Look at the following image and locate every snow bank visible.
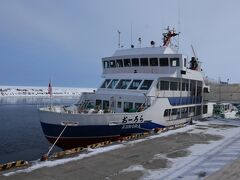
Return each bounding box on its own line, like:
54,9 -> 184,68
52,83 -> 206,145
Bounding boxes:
0,86 -> 96,97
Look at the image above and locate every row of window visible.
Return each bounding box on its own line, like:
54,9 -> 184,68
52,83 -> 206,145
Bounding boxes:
160,81 -> 189,91
164,105 -> 208,120
101,78 -> 203,92
101,79 -> 153,90
122,102 -> 144,112
95,99 -> 144,112
159,80 -> 202,92
103,57 -> 181,68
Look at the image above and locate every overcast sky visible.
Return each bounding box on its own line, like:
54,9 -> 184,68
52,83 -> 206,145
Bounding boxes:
0,0 -> 239,87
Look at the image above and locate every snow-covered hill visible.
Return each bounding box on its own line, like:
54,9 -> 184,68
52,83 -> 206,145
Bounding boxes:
0,86 -> 95,97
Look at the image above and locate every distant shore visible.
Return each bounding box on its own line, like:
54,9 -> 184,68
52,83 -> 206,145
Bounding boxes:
0,86 -> 95,97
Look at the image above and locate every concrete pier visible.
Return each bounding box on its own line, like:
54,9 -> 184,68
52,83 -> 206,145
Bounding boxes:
1,120 -> 240,180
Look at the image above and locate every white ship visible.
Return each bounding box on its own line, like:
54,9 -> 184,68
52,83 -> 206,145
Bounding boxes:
39,27 -> 213,149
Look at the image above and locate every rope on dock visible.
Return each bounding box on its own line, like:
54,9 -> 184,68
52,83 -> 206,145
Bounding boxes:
41,124 -> 68,161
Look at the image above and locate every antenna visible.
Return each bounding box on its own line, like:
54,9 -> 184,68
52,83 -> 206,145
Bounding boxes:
191,44 -> 197,58
117,30 -> 121,48
177,0 -> 181,52
162,27 -> 179,47
190,44 -> 202,71
138,37 -> 142,48
130,23 -> 133,47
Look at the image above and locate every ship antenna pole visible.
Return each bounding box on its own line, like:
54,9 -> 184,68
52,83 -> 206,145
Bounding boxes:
48,79 -> 53,108
117,30 -> 121,48
131,23 -> 133,47
191,45 -> 197,59
177,0 -> 181,52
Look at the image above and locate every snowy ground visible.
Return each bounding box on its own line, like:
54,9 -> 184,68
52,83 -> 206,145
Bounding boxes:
224,111 -> 237,119
2,117 -> 240,180
0,86 -> 95,97
140,119 -> 240,180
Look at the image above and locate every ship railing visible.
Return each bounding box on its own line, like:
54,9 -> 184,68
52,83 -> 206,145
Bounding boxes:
46,103 -> 150,115
43,99 -> 152,115
204,77 -> 218,86
75,92 -> 95,105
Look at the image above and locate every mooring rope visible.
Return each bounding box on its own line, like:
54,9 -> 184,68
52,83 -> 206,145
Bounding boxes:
46,124 -> 68,157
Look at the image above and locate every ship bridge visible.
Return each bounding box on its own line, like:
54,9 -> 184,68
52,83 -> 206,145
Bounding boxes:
101,46 -> 188,78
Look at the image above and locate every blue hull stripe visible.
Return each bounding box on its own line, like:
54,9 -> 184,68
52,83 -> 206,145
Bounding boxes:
40,121 -> 165,138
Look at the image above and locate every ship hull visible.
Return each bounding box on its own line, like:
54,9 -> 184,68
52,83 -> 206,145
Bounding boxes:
40,121 -> 164,149
39,97 -> 213,149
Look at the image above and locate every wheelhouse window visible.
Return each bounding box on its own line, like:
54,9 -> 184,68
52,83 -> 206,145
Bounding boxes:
181,107 -> 188,113
124,102 -> 133,112
196,106 -> 201,115
170,82 -> 178,90
103,100 -> 109,110
96,99 -> 102,109
186,82 -> 189,91
164,109 -> 170,117
100,79 -> 111,88
204,87 -> 209,93
170,58 -> 180,67
160,81 -> 169,90
184,58 -> 187,67
116,79 -> 131,89
124,59 -> 131,67
203,105 -> 208,114
159,58 -> 168,66
197,81 -> 203,96
117,101 -> 122,108
129,80 -> 142,90
189,106 -> 195,113
171,108 -> 177,115
103,61 -> 109,68
107,79 -> 119,89
116,59 -> 123,67
182,82 -> 186,91
135,103 -> 142,111
132,58 -> 139,66
140,80 -> 153,90
150,58 -> 158,66
140,58 -> 148,66
109,60 -> 116,68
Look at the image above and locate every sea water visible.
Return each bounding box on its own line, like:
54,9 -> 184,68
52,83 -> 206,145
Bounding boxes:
0,96 -> 78,164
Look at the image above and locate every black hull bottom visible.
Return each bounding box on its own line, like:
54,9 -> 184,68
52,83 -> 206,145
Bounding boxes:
46,136 -> 121,149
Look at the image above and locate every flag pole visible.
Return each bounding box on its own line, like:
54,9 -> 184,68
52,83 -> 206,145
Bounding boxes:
48,80 -> 53,108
